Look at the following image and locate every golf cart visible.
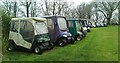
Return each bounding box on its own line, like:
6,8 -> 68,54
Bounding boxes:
67,18 -> 85,41
103,22 -> 107,27
91,21 -> 96,28
80,19 -> 91,32
7,17 -> 53,54
42,16 -> 75,47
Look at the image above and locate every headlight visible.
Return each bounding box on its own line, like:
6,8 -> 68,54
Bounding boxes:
79,32 -> 83,35
83,27 -> 87,31
39,38 -> 43,40
69,33 -> 72,36
38,38 -> 43,42
38,40 -> 43,42
87,27 -> 90,29
62,35 -> 67,37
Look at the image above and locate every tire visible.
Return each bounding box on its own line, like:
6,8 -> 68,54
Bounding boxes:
34,45 -> 43,55
76,36 -> 81,41
47,42 -> 54,50
80,35 -> 83,40
70,37 -> 75,44
58,39 -> 66,47
87,29 -> 90,32
7,41 -> 16,51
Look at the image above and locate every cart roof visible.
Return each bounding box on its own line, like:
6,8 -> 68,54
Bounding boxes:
11,17 -> 46,22
67,18 -> 91,21
42,15 -> 65,18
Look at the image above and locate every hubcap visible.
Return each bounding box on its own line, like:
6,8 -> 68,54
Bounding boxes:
77,37 -> 80,40
8,47 -> 12,51
8,44 -> 13,51
51,43 -> 53,46
59,42 -> 63,46
63,39 -> 66,43
35,47 -> 39,53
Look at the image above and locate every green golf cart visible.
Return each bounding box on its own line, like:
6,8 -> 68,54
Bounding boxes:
67,18 -> 85,41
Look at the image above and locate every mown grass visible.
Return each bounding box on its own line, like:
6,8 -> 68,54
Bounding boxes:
2,26 -> 118,61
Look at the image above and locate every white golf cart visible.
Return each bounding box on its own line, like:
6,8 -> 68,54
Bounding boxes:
7,17 -> 53,54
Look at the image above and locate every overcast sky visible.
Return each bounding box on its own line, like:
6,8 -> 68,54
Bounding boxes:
66,0 -> 93,6
66,0 -> 119,6
0,0 -> 119,6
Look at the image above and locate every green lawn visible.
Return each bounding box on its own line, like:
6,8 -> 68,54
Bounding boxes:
2,26 -> 118,61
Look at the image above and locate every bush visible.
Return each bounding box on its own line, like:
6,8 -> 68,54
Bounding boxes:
1,8 -> 11,54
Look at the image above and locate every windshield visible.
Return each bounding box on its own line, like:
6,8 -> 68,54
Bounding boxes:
35,22 -> 48,34
58,18 -> 67,30
68,21 -> 73,27
76,21 -> 82,31
84,20 -> 87,26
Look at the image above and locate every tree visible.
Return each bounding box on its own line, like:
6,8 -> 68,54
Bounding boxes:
96,2 -> 119,24
76,3 -> 93,19
20,0 -> 32,17
76,3 -> 85,18
13,2 -> 17,17
118,1 -> 120,24
40,0 -> 72,16
41,0 -> 52,15
2,0 -> 18,17
30,1 -> 39,17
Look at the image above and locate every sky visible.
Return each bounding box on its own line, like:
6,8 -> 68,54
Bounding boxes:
66,0 -> 119,6
66,0 -> 93,6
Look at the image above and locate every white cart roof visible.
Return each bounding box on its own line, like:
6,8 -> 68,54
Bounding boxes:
12,17 -> 46,22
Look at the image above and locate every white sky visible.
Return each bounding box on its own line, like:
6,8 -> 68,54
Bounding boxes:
66,0 -> 93,6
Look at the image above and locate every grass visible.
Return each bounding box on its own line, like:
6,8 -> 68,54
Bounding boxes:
2,25 -> 118,61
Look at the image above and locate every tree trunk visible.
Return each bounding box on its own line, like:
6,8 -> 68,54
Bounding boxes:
13,2 -> 17,17
107,17 -> 111,25
26,2 -> 29,17
45,0 -> 49,15
107,12 -> 112,25
53,2 -> 56,15
26,2 -> 31,17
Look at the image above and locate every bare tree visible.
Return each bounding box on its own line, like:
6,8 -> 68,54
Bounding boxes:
40,0 -> 72,16
2,1 -> 12,16
30,1 -> 39,17
13,2 -> 17,17
85,4 -> 92,19
2,0 -> 18,17
96,2 -> 119,24
76,3 -> 93,19
52,1 -> 56,15
118,1 -> 120,24
94,2 -> 99,22
41,0 -> 52,15
20,0 -> 32,17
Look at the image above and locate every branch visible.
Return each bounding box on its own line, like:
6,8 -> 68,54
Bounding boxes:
101,2 -> 110,13
113,2 -> 119,11
28,2 -> 31,7
97,7 -> 107,18
20,2 -> 26,6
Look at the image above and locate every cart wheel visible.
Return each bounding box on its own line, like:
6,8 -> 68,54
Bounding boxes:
7,41 -> 16,51
76,36 -> 81,41
34,45 -> 43,55
87,29 -> 90,32
70,37 -> 75,44
58,39 -> 66,47
47,42 -> 54,50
